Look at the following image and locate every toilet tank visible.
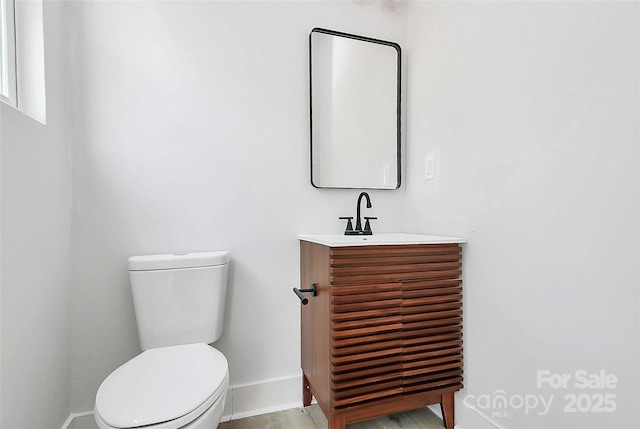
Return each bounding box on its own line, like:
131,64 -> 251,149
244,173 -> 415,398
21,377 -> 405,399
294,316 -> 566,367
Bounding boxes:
128,251 -> 230,351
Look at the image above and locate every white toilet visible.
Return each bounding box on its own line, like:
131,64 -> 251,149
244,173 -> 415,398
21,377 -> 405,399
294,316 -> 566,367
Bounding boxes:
94,251 -> 231,429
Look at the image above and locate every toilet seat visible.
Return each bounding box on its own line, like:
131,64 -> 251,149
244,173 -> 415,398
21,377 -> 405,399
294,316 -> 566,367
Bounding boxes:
95,343 -> 228,429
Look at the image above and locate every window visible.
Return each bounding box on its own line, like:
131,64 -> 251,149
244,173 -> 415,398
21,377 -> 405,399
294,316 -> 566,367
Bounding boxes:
0,0 -> 17,108
1,0 -> 45,123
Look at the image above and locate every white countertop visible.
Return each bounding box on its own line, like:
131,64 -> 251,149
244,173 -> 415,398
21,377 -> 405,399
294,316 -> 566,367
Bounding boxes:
298,232 -> 465,247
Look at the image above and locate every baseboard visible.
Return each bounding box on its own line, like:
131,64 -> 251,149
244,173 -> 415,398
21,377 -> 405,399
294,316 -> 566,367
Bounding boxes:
428,403 -> 442,418
456,398 -> 503,429
60,414 -> 75,429
222,374 -> 303,421
62,374 -> 304,428
60,411 -> 95,429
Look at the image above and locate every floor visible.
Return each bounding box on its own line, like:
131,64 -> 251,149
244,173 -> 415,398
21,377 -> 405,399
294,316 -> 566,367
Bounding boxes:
218,404 -> 445,429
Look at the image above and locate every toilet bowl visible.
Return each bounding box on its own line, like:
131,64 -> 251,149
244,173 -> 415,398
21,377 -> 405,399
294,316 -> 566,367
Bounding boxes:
94,252 -> 231,429
95,343 -> 229,429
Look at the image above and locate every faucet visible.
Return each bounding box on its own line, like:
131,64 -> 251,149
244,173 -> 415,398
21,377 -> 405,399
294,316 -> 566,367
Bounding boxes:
339,192 -> 377,235
355,192 -> 371,232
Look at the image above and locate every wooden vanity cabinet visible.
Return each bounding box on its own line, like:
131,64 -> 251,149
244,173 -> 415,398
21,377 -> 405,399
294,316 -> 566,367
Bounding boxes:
300,240 -> 463,429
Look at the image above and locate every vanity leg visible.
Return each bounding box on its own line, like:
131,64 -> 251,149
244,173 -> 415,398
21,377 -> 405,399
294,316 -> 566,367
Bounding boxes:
329,415 -> 346,429
440,393 -> 455,429
302,374 -> 312,407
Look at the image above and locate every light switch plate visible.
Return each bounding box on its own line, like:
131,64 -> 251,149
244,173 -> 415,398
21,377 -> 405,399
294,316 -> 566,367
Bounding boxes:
425,156 -> 435,180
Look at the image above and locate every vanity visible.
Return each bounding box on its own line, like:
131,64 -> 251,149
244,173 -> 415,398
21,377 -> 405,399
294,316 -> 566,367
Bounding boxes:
304,27 -> 462,428
297,233 -> 465,429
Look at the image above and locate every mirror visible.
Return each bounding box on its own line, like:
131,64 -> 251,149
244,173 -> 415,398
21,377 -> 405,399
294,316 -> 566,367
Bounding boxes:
310,28 -> 401,189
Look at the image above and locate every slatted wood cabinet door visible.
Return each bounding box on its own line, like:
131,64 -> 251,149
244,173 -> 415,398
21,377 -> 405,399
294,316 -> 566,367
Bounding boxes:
300,240 -> 463,429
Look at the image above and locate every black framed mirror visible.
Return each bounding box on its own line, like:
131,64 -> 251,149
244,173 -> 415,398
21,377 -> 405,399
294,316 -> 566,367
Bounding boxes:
309,28 -> 401,189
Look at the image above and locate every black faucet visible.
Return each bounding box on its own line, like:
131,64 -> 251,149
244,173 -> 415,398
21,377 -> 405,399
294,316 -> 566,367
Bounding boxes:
339,192 -> 377,235
355,192 -> 371,232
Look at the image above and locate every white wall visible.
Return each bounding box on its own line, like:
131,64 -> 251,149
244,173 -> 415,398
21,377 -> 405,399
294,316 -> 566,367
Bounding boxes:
406,2 -> 639,428
0,2 -> 72,428
68,1 -> 407,413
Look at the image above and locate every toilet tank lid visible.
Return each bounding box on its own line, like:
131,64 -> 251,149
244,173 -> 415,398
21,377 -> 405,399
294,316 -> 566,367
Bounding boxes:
128,251 -> 230,271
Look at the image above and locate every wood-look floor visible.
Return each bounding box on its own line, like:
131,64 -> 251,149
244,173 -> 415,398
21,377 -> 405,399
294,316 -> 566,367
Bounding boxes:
218,404 -> 445,429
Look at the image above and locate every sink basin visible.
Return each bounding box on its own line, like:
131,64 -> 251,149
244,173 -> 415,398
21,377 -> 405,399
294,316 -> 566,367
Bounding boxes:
298,232 -> 465,247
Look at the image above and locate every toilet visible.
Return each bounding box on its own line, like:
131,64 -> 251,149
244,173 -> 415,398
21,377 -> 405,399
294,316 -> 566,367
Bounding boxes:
94,251 -> 231,429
